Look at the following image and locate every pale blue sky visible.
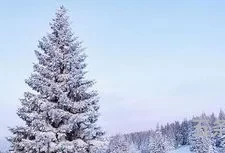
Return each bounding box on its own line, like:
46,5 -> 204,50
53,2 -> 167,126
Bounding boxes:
1,0 -> 225,145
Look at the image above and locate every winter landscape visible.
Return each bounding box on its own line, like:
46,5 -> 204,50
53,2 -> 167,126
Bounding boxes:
1,1 -> 225,153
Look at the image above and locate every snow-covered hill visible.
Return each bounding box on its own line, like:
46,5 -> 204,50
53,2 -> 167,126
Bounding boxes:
168,146 -> 191,153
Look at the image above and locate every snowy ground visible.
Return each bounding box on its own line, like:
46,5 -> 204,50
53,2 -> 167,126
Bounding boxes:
168,146 -> 192,153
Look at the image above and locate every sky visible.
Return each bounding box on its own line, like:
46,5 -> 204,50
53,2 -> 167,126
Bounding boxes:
1,0 -> 225,148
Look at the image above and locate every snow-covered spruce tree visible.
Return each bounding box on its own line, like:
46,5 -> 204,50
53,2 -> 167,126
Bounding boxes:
214,109 -> 225,150
180,119 -> 191,145
212,110 -> 225,151
8,6 -> 104,153
218,109 -> 225,120
190,116 -> 218,153
174,121 -> 183,147
160,123 -> 176,149
108,135 -> 140,153
149,127 -> 172,153
190,134 -> 217,153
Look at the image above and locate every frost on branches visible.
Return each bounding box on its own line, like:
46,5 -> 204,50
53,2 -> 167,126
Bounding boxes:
8,6 -> 104,153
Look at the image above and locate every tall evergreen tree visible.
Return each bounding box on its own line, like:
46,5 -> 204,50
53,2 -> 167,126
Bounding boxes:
8,6 -> 104,153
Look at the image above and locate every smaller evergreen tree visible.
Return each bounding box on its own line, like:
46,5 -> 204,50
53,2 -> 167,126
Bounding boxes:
180,119 -> 191,145
174,121 -> 183,147
160,123 -> 176,149
209,113 -> 217,127
149,128 -> 171,153
190,116 -> 218,153
108,135 -> 139,153
214,109 -> 225,149
218,109 -> 225,120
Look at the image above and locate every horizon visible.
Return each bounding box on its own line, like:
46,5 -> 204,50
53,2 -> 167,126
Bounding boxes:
1,0 -> 225,150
